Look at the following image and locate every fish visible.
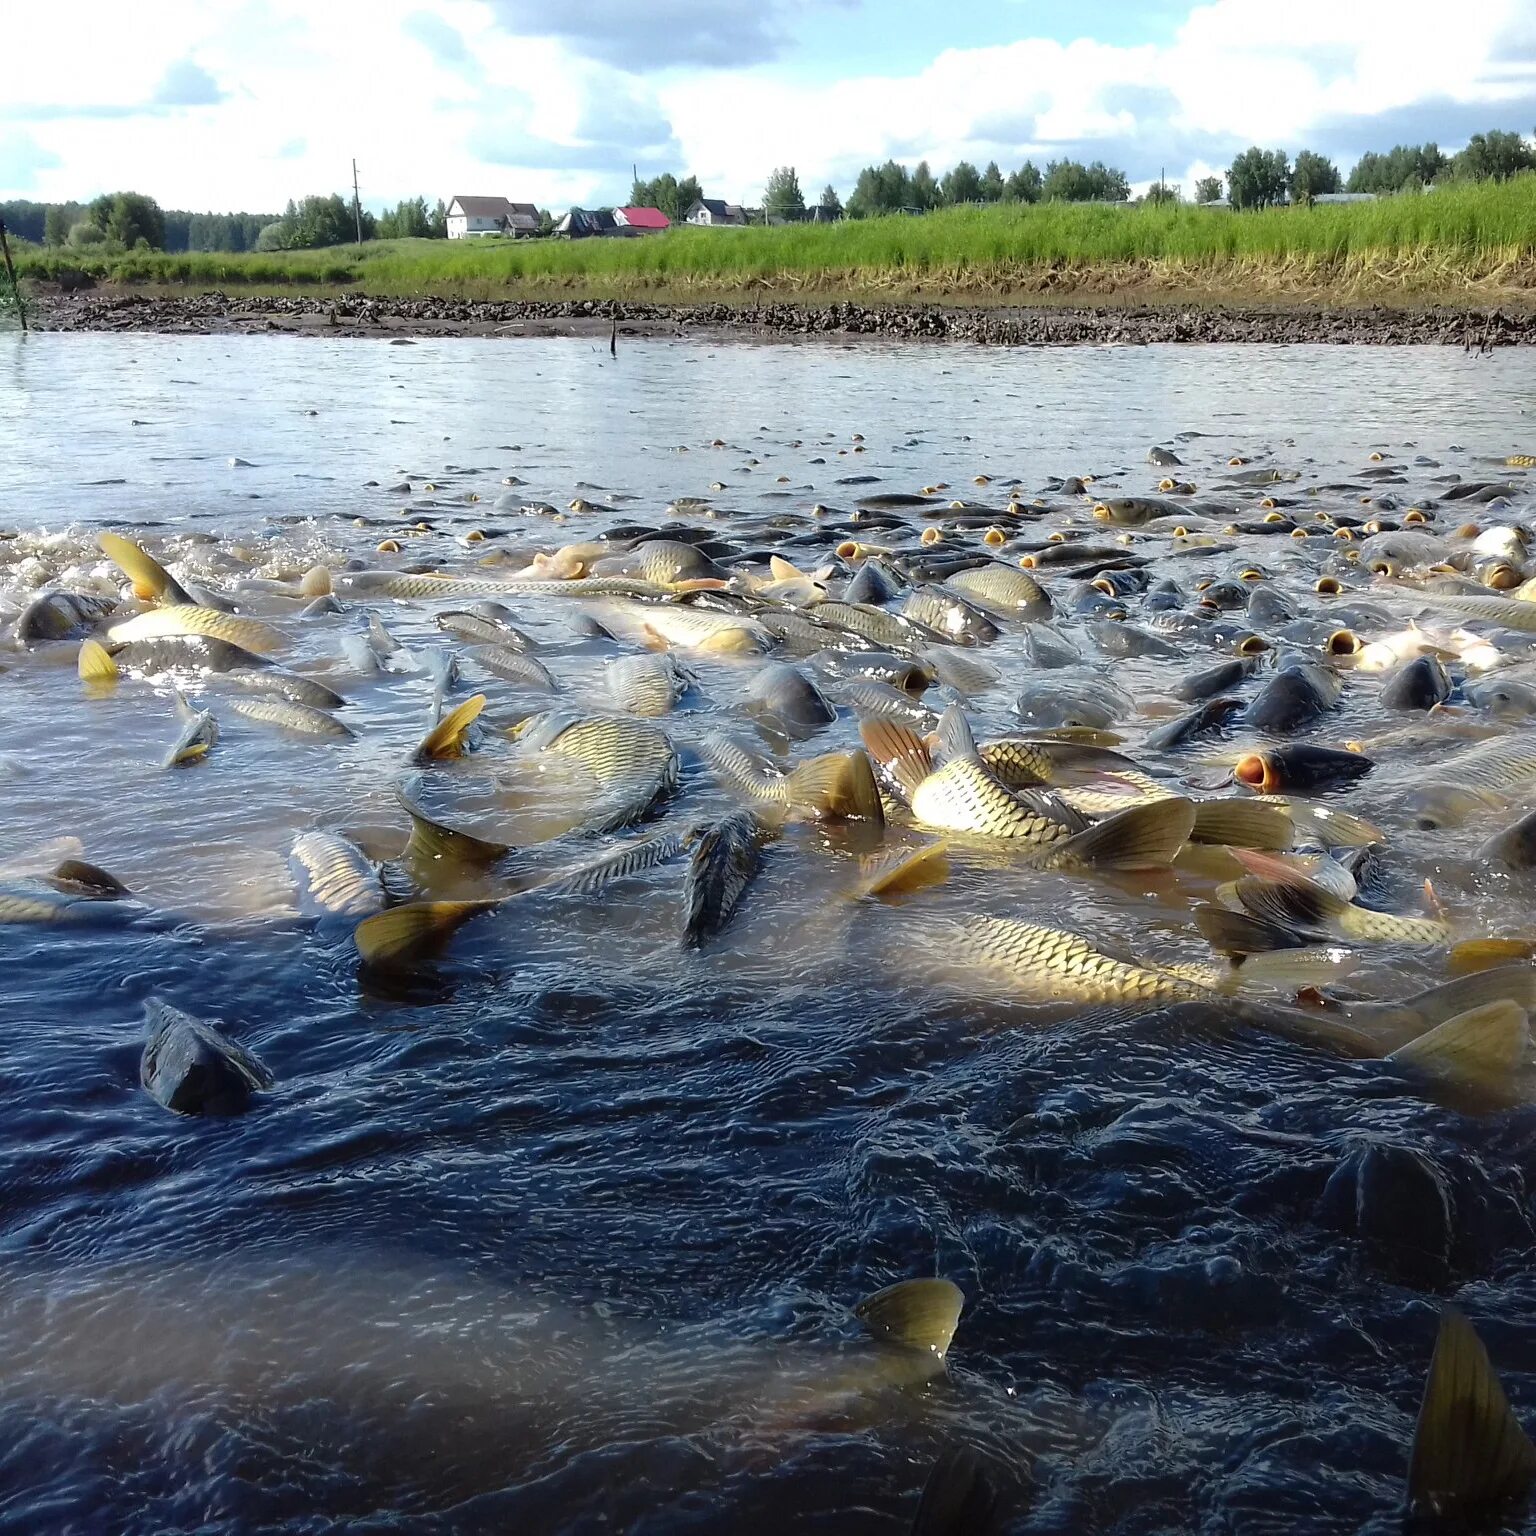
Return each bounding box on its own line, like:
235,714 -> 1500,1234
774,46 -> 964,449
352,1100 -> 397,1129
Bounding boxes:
1381,654 -> 1452,711
605,652 -> 689,716
396,775 -> 512,876
1234,746 -> 1374,795
352,898 -> 503,968
516,712 -> 680,832
230,698 -> 356,740
106,604 -> 285,655
436,608 -> 538,649
14,590 -> 118,644
140,999 -> 273,1116
1387,1000 -> 1528,1101
742,662 -> 837,736
596,598 -> 768,656
944,563 -> 1051,615
907,1449 -> 1001,1536
537,827 -> 698,898
163,692 -> 218,768
1224,875 -> 1451,947
470,645 -> 559,690
682,808 -> 768,946
861,708 -> 1083,843
289,831 -> 386,919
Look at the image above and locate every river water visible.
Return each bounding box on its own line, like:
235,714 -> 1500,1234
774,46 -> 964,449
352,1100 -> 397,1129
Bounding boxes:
2,331 -> 1536,1534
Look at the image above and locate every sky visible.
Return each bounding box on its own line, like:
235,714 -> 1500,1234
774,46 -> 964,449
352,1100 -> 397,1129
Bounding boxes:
2,0 -> 1535,213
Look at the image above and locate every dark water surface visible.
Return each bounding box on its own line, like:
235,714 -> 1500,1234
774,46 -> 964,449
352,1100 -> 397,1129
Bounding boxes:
2,332 -> 1536,1533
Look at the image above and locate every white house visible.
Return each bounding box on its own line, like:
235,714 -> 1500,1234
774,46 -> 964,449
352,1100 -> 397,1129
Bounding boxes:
446,196 -> 540,238
684,198 -> 748,227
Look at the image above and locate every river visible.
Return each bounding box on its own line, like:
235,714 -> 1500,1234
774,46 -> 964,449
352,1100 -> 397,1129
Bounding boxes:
1,330 -> 1535,1534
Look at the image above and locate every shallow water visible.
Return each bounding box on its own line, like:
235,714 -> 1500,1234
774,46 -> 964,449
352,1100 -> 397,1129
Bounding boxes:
2,331 -> 1536,1532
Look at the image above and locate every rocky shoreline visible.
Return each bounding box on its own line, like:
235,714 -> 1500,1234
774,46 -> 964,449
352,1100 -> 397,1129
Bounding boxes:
27,288 -> 1536,347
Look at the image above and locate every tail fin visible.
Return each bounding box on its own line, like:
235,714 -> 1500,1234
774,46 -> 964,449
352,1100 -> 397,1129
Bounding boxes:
1190,798 -> 1294,850
853,1278 -> 964,1359
412,692 -> 486,763
1348,963 -> 1536,1047
353,899 -> 500,967
856,841 -> 950,901
934,703 -> 979,764
1388,1000 -> 1528,1095
397,785 -> 510,871
77,638 -> 119,683
1048,797 -> 1195,870
99,531 -> 195,606
860,720 -> 934,805
786,750 -> 884,822
1408,1306 -> 1536,1522
909,1448 -> 999,1536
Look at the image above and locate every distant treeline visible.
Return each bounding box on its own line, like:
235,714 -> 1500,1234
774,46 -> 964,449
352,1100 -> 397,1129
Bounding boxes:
1,197 -> 274,252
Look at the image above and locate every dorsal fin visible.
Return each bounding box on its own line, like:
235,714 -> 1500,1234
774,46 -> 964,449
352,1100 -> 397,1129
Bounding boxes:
856,841 -> 950,901
935,703 -> 978,764
853,1278 -> 964,1358
1408,1306 -> 1536,1522
769,555 -> 806,582
1047,797 -> 1195,870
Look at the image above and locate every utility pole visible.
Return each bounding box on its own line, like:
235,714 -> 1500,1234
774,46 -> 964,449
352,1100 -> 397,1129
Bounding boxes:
352,158 -> 363,245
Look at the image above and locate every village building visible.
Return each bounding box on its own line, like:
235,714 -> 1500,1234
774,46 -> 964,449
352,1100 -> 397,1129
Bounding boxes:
613,207 -> 670,233
683,198 -> 748,227
445,197 -> 540,238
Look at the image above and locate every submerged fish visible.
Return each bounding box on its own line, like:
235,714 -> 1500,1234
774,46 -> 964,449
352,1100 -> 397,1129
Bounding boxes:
682,808 -> 768,947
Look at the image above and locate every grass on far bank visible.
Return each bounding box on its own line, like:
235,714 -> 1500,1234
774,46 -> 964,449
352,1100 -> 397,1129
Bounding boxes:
15,176 -> 1536,307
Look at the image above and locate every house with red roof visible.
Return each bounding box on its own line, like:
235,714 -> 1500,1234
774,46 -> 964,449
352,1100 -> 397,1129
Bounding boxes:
613,206 -> 671,233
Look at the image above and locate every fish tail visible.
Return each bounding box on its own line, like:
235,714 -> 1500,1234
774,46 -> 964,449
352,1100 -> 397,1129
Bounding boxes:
99,531 -> 188,604
786,750 -> 884,822
1408,1306 -> 1536,1520
353,899 -> 500,967
859,720 -> 934,804
853,1277 -> 964,1358
1050,796 -> 1195,870
413,692 -> 486,762
1388,1000 -> 1529,1092
77,638 -> 119,683
908,1448 -> 1000,1536
855,841 -> 950,901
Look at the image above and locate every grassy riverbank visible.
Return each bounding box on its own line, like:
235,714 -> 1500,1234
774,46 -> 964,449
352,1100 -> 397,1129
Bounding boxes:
14,176 -> 1536,308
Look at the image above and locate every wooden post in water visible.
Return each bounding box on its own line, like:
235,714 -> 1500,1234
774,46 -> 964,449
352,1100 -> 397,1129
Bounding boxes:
0,219 -> 26,332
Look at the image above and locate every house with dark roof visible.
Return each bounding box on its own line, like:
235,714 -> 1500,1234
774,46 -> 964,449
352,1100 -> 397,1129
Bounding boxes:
553,207 -> 619,238
614,206 -> 670,233
445,197 -> 541,238
683,198 -> 747,227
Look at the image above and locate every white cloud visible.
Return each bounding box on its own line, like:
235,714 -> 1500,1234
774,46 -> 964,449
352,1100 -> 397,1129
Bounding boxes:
0,0 -> 1532,211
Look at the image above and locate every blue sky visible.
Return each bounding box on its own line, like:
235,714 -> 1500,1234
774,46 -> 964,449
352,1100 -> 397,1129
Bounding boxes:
2,0 -> 1533,213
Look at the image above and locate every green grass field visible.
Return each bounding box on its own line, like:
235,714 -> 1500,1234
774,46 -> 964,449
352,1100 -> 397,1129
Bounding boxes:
15,176 -> 1536,305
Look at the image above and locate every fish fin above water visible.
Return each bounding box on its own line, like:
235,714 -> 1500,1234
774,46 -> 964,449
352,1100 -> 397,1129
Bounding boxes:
1196,904 -> 1308,956
396,780 -> 511,870
853,1277 -> 964,1359
1049,797 -> 1195,870
856,840 -> 950,901
860,720 -> 935,805
1347,963 -> 1536,1046
1189,799 -> 1295,850
935,704 -> 980,765
353,899 -> 500,967
412,692 -> 486,763
1408,1306 -> 1536,1523
1448,938 -> 1536,977
49,859 -> 131,899
1388,1001 -> 1529,1093
77,638 -> 119,683
909,1448 -> 1000,1536
143,999 -> 274,1094
786,750 -> 885,822
99,531 -> 195,607
1232,875 -> 1343,932
769,555 -> 806,582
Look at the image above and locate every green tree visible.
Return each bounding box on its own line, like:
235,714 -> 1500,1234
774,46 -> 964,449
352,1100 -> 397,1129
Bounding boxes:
68,220 -> 108,248
429,198 -> 448,238
979,160 -> 1005,201
1194,175 -> 1224,204
43,205 -> 69,246
1289,150 -> 1340,203
1003,162 -> 1042,202
1144,178 -> 1180,205
1347,142 -> 1446,193
940,160 -> 983,204
818,183 -> 843,217
1227,147 -> 1290,209
909,160 -> 938,211
87,191 -> 166,249
377,197 -> 432,239
1042,159 -> 1129,201
763,165 -> 805,215
1452,129 -> 1535,181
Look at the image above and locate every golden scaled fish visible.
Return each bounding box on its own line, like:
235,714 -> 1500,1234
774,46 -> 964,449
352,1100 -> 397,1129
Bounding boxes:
289,831 -> 386,919
596,598 -> 769,657
861,706 -> 1082,843
230,698 -> 356,741
605,652 -> 689,716
1224,875 -> 1451,947
514,712 -> 680,832
107,604 -> 285,656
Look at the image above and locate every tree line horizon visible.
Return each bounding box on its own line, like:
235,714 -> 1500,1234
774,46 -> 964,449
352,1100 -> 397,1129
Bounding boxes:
3,128 -> 1532,255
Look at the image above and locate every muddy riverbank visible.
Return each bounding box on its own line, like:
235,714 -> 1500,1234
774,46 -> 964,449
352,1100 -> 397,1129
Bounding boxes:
27,288 -> 1536,346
